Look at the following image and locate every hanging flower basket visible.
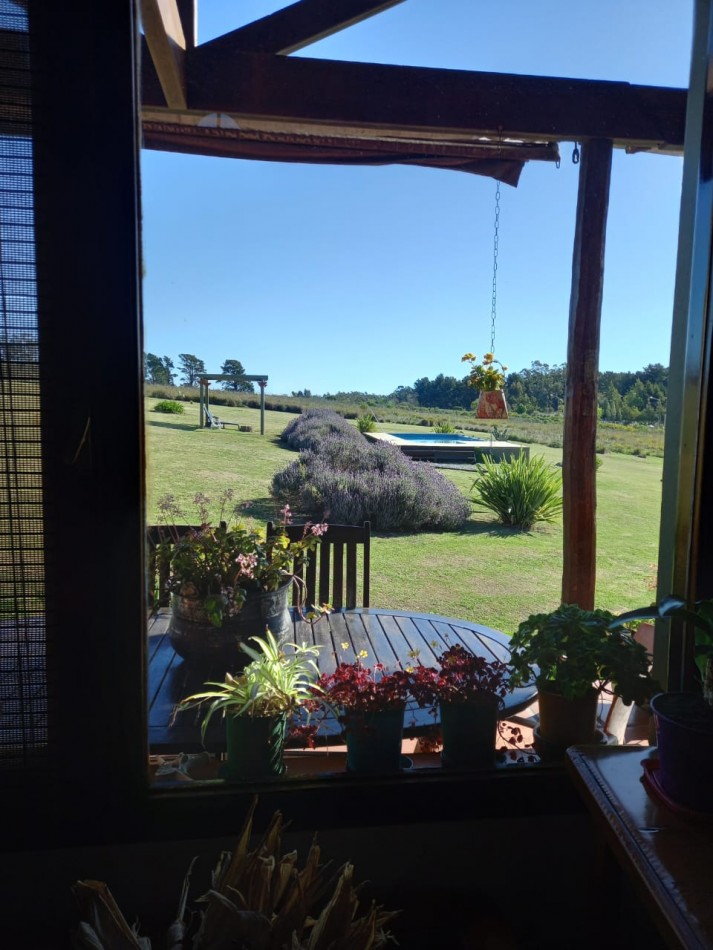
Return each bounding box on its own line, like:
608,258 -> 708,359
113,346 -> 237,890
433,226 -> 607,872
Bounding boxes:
477,390 -> 508,419
462,352 -> 509,420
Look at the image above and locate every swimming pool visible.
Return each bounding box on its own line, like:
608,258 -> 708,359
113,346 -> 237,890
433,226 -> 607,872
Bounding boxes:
364,431 -> 528,462
387,433 -> 486,444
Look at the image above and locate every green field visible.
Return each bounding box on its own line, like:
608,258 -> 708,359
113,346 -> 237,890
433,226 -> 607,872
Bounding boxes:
145,397 -> 661,636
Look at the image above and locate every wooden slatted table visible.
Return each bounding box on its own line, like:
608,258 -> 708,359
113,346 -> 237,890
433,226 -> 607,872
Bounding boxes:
148,607 -> 537,753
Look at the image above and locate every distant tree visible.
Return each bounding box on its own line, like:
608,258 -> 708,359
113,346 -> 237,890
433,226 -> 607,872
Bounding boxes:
390,385 -> 417,404
178,353 -> 206,386
145,353 -> 175,385
220,359 -> 254,392
413,374 -> 471,409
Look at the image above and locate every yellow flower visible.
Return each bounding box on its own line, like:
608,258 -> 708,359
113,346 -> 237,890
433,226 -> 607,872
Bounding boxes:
483,352 -> 494,362
340,642 -> 350,650
461,352 -> 476,362
358,650 -> 368,659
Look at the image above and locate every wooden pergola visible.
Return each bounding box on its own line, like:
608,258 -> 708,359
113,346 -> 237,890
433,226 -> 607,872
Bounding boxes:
139,0 -> 687,609
198,373 -> 269,433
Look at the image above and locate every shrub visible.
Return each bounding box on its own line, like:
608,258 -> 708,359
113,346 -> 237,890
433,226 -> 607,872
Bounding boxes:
432,420 -> 455,433
281,408 -> 364,452
153,400 -> 185,414
356,413 -> 377,433
271,412 -> 470,532
470,453 -> 563,530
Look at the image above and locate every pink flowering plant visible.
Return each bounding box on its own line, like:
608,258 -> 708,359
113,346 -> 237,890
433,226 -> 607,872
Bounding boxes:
155,491 -> 328,626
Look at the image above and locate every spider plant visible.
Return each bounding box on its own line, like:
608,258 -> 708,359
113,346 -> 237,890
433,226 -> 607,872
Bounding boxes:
178,630 -> 322,740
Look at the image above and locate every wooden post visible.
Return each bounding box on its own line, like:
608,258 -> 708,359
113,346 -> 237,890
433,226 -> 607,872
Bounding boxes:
562,138 -> 613,609
259,379 -> 266,434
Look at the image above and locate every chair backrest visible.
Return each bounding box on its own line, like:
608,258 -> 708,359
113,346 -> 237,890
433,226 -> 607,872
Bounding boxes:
146,524 -> 203,609
266,521 -> 371,610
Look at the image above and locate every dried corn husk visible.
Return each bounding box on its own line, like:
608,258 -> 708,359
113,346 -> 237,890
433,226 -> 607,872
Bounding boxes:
71,880 -> 150,950
74,799 -> 399,950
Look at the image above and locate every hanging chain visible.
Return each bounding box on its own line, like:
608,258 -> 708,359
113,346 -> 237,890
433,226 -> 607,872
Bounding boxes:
490,180 -> 500,354
572,141 -> 580,165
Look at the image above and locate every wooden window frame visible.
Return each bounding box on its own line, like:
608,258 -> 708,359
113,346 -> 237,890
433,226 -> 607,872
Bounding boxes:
6,0 -> 710,852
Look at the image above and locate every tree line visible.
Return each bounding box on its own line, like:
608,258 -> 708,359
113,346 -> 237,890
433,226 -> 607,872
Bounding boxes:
388,361 -> 669,424
142,349 -> 668,425
143,353 -> 255,392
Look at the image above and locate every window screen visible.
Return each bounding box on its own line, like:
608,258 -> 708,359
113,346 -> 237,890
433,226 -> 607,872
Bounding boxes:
0,0 -> 50,772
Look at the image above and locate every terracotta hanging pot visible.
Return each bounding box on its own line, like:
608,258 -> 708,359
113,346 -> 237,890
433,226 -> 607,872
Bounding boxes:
476,389 -> 508,419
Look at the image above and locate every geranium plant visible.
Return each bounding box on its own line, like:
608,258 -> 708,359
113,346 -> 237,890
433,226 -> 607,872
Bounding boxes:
508,604 -> 658,704
461,351 -> 508,391
154,491 -> 327,625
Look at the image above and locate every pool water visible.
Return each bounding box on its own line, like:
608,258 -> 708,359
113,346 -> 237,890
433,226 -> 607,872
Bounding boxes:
388,433 -> 485,444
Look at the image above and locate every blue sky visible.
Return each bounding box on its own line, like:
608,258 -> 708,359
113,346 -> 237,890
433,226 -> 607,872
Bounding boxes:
141,0 -> 693,396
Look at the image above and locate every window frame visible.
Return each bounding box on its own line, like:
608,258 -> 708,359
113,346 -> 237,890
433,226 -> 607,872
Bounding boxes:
7,0 -> 711,852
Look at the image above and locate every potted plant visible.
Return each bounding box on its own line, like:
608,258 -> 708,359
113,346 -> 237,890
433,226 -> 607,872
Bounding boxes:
177,630 -> 322,781
611,596 -> 713,813
461,350 -> 509,419
508,604 -> 658,760
410,645 -> 510,768
155,492 -> 327,663
313,655 -> 412,773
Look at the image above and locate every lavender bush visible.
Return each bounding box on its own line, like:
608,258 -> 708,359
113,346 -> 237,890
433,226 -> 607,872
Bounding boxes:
280,409 -> 363,452
272,411 -> 470,531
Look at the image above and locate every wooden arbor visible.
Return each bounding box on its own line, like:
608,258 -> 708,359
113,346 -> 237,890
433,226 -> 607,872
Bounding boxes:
139,0 -> 687,609
198,373 -> 268,433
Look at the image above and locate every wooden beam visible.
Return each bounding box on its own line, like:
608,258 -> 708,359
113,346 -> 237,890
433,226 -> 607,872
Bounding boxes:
200,0 -> 406,56
176,0 -> 197,48
562,139 -> 613,610
142,48 -> 686,154
140,0 -> 187,109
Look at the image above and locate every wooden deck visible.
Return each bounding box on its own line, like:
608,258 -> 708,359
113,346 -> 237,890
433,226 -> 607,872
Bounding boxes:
148,607 -> 537,754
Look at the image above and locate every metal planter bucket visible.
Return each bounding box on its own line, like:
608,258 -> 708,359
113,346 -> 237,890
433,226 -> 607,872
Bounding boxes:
168,581 -> 293,665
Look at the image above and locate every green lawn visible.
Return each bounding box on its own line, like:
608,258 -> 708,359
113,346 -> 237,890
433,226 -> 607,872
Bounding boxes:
145,398 -> 661,636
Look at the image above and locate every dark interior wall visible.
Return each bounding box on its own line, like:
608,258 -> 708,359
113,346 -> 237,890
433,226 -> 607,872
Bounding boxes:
3,814 -> 599,948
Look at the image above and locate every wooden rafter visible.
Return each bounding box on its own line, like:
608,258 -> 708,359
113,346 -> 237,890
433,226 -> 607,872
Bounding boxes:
141,47 -> 686,155
176,0 -> 196,49
199,0 -> 406,56
140,0 -> 187,109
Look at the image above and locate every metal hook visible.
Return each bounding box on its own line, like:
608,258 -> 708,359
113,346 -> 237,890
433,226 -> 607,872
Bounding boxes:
572,142 -> 580,165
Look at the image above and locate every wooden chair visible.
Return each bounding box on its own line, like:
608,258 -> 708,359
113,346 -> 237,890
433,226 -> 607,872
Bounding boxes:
266,521 -> 371,610
146,524 -> 203,610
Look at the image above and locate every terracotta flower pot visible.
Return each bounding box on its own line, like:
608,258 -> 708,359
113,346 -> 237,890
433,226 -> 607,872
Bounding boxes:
476,390 -> 508,419
534,687 -> 599,760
